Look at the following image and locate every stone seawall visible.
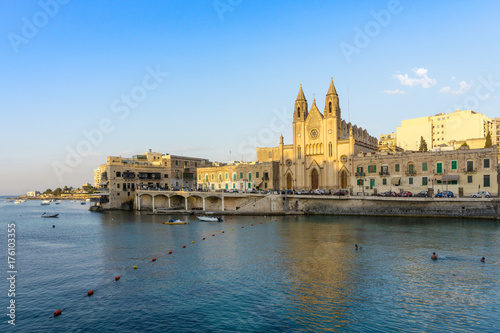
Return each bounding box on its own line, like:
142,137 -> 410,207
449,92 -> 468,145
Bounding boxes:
297,197 -> 500,219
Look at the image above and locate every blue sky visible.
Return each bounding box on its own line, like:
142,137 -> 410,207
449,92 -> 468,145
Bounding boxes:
1,0 -> 499,195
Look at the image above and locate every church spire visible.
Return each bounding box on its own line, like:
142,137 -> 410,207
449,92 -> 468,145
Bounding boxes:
296,84 -> 306,101
327,77 -> 337,96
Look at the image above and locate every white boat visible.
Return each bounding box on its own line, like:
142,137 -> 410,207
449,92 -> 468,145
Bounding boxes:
14,200 -> 21,204
41,200 -> 51,205
86,199 -> 91,202
163,219 -> 188,225
19,199 -> 26,202
41,212 -> 59,218
4,199 -> 13,202
197,216 -> 223,222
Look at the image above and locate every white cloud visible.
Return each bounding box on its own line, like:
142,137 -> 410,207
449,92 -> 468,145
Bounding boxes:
384,89 -> 405,95
393,67 -> 436,88
439,80 -> 471,95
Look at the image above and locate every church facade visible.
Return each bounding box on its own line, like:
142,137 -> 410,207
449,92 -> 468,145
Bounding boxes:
257,78 -> 378,190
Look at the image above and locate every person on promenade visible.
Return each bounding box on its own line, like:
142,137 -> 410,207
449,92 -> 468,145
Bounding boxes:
431,252 -> 438,260
355,244 -> 362,250
481,257 -> 485,263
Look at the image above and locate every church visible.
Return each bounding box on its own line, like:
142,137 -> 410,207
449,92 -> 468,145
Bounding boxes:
257,78 -> 378,190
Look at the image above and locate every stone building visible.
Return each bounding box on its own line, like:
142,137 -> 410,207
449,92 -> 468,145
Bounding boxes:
257,78 -> 378,190
378,132 -> 403,152
95,150 -> 209,209
351,147 -> 498,197
196,161 -> 280,191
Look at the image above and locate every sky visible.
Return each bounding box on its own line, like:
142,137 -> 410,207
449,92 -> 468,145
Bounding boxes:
1,0 -> 499,195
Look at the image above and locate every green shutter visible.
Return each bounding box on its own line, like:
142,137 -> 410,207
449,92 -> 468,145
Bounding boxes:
437,163 -> 442,174
451,161 -> 457,170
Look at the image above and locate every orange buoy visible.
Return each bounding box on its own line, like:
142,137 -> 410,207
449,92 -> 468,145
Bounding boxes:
115,276 -> 120,281
260,222 -> 262,224
87,290 -> 94,296
212,234 -> 215,236
242,226 -> 244,228
169,251 -> 172,254
54,309 -> 62,317
192,241 -> 195,243
203,238 -> 205,240
152,258 -> 157,262
183,245 -> 186,248
222,231 -> 225,233
251,224 -> 253,226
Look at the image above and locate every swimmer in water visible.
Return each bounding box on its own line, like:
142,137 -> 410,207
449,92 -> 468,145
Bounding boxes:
481,257 -> 485,263
431,252 -> 438,260
355,244 -> 362,250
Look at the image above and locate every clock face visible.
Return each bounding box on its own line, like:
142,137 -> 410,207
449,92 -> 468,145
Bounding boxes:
340,155 -> 348,164
297,133 -> 301,138
286,159 -> 292,167
310,128 -> 319,139
328,129 -> 332,134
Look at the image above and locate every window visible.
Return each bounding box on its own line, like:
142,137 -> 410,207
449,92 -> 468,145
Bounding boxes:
357,179 -> 364,186
382,178 -> 387,185
265,182 -> 268,188
328,142 -> 332,156
176,161 -> 178,166
484,159 -> 490,168
467,175 -> 473,183
484,175 -> 490,187
248,183 -> 251,188
451,160 -> 457,170
368,165 -> 377,173
164,174 -> 169,178
195,162 -> 197,167
117,183 -> 120,189
248,172 -> 252,181
218,174 -> 222,181
184,161 -> 188,167
269,152 -> 272,158
422,177 -> 428,186
233,173 -> 236,181
205,174 -> 209,182
211,184 -> 214,190
357,166 -> 364,174
466,161 -> 474,172
422,162 -> 428,172
408,163 -> 415,174
256,172 -> 259,178
225,173 -> 228,180
409,177 -> 413,185
297,107 -> 300,117
298,146 -> 301,159
436,162 -> 442,174
211,174 -> 214,180
240,172 -> 243,179
370,179 -> 375,189
198,175 -> 201,181
395,164 -> 400,172
329,102 -> 332,113
225,184 -> 228,190
116,171 -> 121,177
233,183 -> 236,188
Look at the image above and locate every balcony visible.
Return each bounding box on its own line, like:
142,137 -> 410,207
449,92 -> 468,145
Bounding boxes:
379,171 -> 390,176
463,167 -> 477,174
355,172 -> 365,177
405,171 -> 417,176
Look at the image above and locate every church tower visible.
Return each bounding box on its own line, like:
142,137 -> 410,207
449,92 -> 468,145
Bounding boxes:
323,78 -> 341,187
294,85 -> 308,122
293,85 -> 308,188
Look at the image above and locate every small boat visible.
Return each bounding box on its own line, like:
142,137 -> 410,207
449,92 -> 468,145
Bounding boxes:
55,201 -> 61,205
19,199 -> 26,202
197,216 -> 223,222
80,202 -> 86,205
41,200 -> 51,205
14,200 -> 21,204
86,199 -> 91,202
163,219 -> 188,225
4,199 -> 13,202
41,212 -> 59,218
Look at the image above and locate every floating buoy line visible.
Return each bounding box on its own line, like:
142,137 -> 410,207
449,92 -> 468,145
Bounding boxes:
40,215 -> 299,323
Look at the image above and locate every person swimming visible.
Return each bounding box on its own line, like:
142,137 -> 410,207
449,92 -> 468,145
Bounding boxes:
355,244 -> 362,250
481,257 -> 485,263
431,252 -> 438,260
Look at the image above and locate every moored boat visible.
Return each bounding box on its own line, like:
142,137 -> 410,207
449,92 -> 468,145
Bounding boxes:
41,200 -> 51,205
197,216 -> 223,222
41,212 -> 59,218
163,219 -> 188,225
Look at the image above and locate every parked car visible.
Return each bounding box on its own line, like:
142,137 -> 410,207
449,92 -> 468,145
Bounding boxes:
246,188 -> 256,193
380,191 -> 397,197
296,190 -> 309,195
415,190 -> 430,197
333,189 -> 348,196
471,191 -> 491,198
401,191 -> 412,197
227,188 -> 239,193
435,191 -> 454,198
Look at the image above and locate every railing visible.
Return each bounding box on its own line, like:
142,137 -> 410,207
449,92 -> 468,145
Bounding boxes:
463,167 -> 477,174
355,172 -> 365,177
379,171 -> 390,176
405,171 -> 417,176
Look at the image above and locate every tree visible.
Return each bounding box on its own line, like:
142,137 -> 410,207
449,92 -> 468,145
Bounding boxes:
484,131 -> 492,148
53,188 -> 62,196
418,136 -> 428,152
460,142 -> 469,148
44,189 -> 52,195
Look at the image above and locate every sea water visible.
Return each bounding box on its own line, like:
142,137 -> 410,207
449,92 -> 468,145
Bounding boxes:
1,197 -> 499,332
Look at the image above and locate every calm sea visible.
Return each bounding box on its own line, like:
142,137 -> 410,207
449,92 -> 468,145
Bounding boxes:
1,197 -> 499,332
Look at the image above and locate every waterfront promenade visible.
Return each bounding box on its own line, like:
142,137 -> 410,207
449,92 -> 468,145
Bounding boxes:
133,190 -> 500,220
